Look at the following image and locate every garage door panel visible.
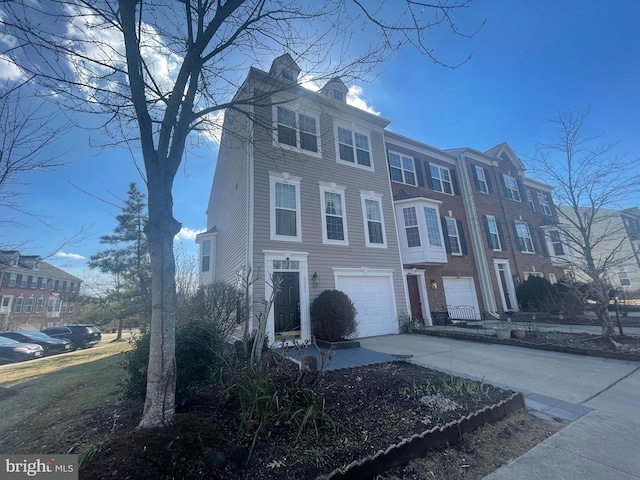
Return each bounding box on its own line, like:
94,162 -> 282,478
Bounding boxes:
442,277 -> 481,320
335,275 -> 397,338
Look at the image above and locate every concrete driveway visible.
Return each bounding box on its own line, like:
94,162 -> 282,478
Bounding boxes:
359,334 -> 640,480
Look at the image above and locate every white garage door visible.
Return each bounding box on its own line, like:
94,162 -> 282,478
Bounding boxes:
335,275 -> 397,338
442,277 -> 481,320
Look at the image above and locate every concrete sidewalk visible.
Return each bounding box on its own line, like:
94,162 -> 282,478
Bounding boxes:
359,334 -> 640,480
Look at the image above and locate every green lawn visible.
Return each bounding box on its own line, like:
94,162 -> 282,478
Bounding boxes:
0,342 -> 132,454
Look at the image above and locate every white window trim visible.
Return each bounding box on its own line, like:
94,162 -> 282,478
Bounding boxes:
538,193 -> 552,215
402,206 -> 422,248
617,269 -> 632,287
8,274 -> 16,287
515,221 -> 535,254
334,123 -> 374,171
319,182 -> 349,246
36,297 -> 44,313
387,150 -> 416,186
474,165 -> 488,194
430,164 -> 454,195
503,174 -> 521,201
270,172 -> 303,242
272,104 -> 322,158
360,191 -> 387,248
526,189 -> 536,211
445,217 -> 462,255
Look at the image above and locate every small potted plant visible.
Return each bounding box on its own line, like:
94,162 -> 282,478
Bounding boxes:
512,325 -> 526,338
399,311 -> 418,334
494,319 -> 513,339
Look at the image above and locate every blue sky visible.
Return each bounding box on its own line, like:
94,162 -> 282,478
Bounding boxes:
1,0 -> 638,282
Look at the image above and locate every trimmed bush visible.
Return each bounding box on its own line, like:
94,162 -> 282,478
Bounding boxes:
123,317 -> 224,405
310,289 -> 357,342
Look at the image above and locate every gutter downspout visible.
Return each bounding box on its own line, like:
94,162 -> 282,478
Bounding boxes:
457,153 -> 500,318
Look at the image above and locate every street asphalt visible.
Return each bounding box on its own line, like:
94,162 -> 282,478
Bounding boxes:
358,333 -> 640,480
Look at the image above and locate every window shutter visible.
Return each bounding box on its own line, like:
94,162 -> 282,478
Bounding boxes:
496,219 -> 506,251
425,161 -> 434,190
441,217 -> 451,253
484,168 -> 493,193
531,228 -> 547,256
414,158 -> 425,187
483,215 -> 492,248
516,179 -> 525,201
457,219 -> 468,255
450,168 -> 460,195
471,164 -> 481,191
500,174 -> 508,198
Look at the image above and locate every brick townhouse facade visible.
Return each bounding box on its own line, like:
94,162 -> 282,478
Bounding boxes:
0,251 -> 83,331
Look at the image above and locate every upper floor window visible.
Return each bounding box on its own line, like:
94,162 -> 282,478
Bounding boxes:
31,277 -> 38,289
538,193 -> 552,215
443,217 -> 462,255
328,89 -> 346,102
387,151 -> 415,185
424,207 -> 443,247
280,69 -> 296,82
275,106 -> 318,154
514,221 -> 535,253
526,189 -> 536,211
36,297 -> 44,313
429,165 -> 453,195
337,127 -> 371,168
65,281 -> 71,292
201,239 -> 211,272
502,174 -> 521,201
320,184 -> 348,245
473,165 -> 490,193
41,278 -> 48,290
617,269 -> 631,287
19,275 -> 27,288
623,217 -> 640,236
361,192 -> 386,248
8,273 -> 16,287
270,173 -> 302,242
484,215 -> 503,251
549,230 -> 565,255
402,207 -> 421,248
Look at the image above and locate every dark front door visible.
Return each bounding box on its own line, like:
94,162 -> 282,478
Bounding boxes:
407,275 -> 424,321
274,271 -> 300,335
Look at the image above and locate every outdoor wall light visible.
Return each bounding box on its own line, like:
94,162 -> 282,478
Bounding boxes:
430,279 -> 438,290
312,272 -> 319,287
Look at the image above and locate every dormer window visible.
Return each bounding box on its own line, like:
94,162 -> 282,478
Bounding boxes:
280,68 -> 295,82
328,89 -> 346,102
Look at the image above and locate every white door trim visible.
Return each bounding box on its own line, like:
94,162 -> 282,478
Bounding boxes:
493,259 -> 519,312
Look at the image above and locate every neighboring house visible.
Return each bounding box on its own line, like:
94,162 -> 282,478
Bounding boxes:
0,251 -> 83,331
198,55 -> 409,343
554,207 -> 640,294
387,135 -> 564,323
198,55 -> 566,340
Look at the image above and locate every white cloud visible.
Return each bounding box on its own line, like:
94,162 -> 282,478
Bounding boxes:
347,86 -> 380,115
55,251 -> 86,260
175,227 -> 205,241
0,54 -> 24,81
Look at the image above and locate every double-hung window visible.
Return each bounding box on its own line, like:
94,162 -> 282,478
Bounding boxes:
36,297 -> 44,313
514,221 -> 535,253
19,275 -> 27,288
25,297 -> 34,313
485,215 -> 502,251
549,230 -> 565,255
430,165 -> 453,194
8,274 -> 16,287
31,277 -> 38,289
387,151 -> 416,185
617,269 -> 631,287
538,193 -> 552,215
423,207 -> 443,247
361,192 -> 386,247
320,184 -> 348,245
502,174 -> 521,201
444,217 -> 461,254
276,106 -> 319,154
403,207 -> 421,247
526,190 -> 536,211
201,240 -> 211,272
337,127 -> 371,167
14,297 -> 23,313
474,165 -> 489,193
270,173 -> 302,242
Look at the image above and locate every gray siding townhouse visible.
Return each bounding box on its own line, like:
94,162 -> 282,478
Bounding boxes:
198,55 -> 409,343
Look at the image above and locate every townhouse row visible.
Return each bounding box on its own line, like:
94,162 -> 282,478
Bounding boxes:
196,54 -> 566,343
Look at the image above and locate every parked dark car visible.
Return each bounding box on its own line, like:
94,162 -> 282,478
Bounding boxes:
0,331 -> 73,356
0,336 -> 44,364
41,325 -> 102,350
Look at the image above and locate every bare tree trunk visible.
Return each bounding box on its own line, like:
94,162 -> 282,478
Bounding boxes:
139,175 -> 181,428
